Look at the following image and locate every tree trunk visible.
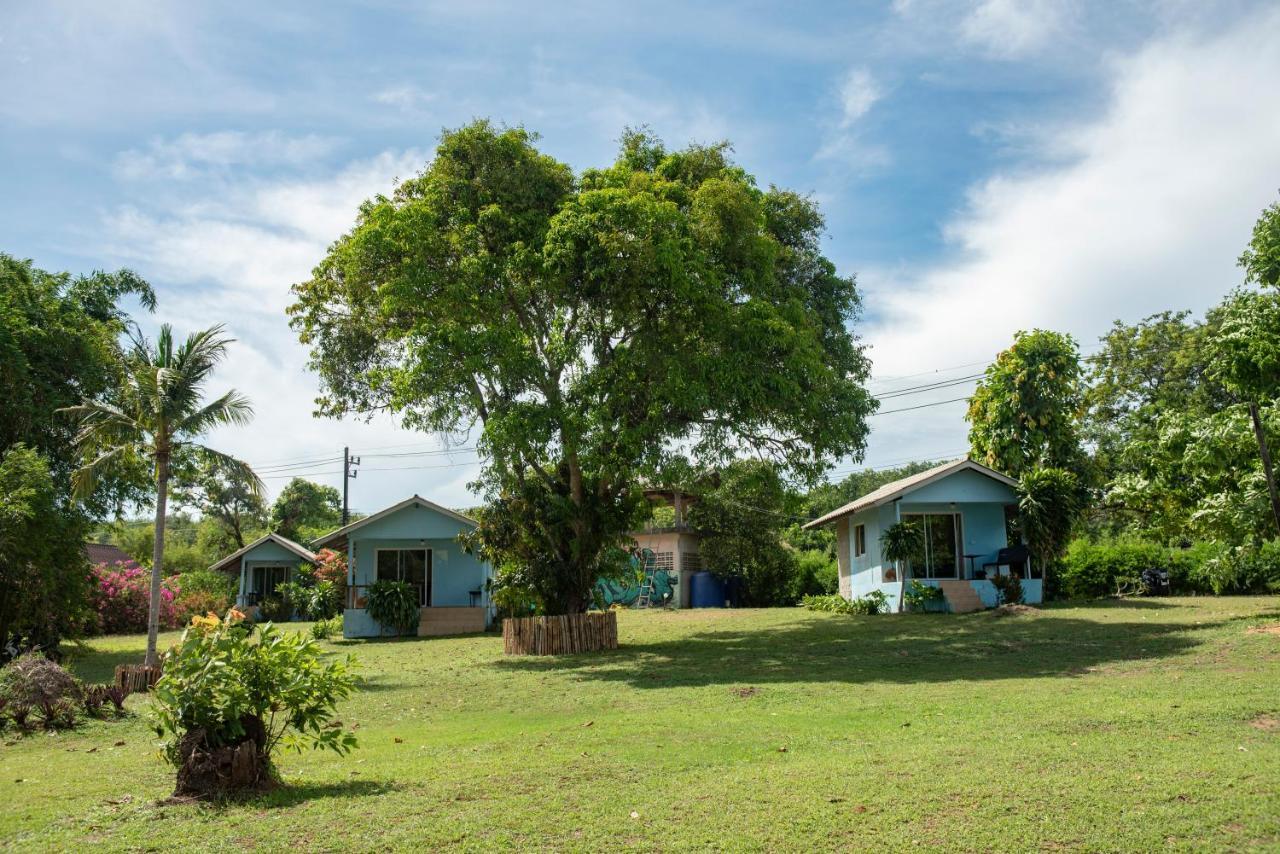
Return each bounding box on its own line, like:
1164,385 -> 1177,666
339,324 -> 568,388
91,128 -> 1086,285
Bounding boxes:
146,454 -> 169,667
1249,401 -> 1280,537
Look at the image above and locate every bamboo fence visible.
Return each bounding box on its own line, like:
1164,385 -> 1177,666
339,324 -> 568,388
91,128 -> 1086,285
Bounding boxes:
502,611 -> 618,655
114,663 -> 162,693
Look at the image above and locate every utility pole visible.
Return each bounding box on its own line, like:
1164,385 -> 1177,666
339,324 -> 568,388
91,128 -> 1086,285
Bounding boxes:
342,446 -> 360,525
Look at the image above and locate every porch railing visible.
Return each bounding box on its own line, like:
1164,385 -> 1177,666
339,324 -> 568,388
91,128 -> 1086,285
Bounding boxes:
347,583 -> 428,609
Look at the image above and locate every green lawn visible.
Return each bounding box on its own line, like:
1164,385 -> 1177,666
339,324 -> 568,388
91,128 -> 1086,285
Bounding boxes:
3,598 -> 1279,851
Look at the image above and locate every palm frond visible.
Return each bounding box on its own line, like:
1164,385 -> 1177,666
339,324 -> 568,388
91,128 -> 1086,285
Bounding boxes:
175,389 -> 255,437
181,444 -> 266,499
70,445 -> 135,502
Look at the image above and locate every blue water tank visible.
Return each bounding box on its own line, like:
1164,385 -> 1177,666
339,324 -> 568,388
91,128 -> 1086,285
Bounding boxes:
689,571 -> 727,608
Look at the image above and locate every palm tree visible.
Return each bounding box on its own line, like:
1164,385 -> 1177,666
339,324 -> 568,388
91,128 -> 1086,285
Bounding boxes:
63,324 -> 261,665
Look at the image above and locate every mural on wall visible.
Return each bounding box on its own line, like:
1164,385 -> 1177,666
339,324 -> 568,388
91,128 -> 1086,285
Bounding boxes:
594,549 -> 676,608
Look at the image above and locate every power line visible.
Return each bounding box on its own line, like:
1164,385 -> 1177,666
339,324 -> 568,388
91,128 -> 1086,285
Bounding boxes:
874,373 -> 984,400
871,395 -> 972,416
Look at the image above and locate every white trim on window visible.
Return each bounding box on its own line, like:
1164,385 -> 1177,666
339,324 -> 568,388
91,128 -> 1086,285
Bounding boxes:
853,524 -> 867,558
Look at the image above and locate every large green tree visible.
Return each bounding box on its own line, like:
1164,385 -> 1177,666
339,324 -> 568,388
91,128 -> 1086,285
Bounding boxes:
290,122 -> 875,614
270,478 -> 342,543
0,254 -> 154,655
967,329 -> 1085,479
64,325 -> 259,665
0,254 -> 154,514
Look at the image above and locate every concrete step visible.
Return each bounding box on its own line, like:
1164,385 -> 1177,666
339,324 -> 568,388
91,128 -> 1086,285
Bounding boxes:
937,580 -> 985,614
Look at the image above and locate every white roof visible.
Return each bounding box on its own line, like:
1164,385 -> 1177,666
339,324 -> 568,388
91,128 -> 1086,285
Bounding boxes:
803,458 -> 1018,529
208,531 -> 317,572
311,494 -> 478,548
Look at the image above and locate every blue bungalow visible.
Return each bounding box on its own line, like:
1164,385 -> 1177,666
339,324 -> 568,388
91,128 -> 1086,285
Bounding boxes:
211,532 -> 317,610
804,459 -> 1040,612
311,495 -> 493,638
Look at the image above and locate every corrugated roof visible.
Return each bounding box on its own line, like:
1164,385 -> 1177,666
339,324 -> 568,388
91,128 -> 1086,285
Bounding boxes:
208,532 -> 318,573
803,458 -> 1018,529
85,542 -> 134,566
311,494 -> 478,549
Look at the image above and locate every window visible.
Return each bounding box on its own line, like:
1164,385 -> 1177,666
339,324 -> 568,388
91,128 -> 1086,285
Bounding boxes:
680,552 -> 702,573
900,514 -> 961,579
853,524 -> 867,558
251,565 -> 289,602
375,548 -> 432,606
652,551 -> 675,570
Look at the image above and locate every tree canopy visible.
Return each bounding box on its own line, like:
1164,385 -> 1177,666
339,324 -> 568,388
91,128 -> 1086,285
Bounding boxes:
967,329 -> 1084,479
0,254 -> 155,656
290,122 -> 875,613
270,478 -> 342,543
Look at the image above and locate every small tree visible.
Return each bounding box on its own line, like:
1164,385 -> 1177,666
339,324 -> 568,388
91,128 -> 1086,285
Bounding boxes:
151,611 -> 357,797
63,325 -> 260,667
689,460 -> 801,606
880,520 -> 924,585
1017,467 -> 1081,587
172,454 -> 268,552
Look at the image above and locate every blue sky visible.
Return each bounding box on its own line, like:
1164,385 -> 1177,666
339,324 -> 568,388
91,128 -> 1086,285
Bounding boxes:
4,1 -> 1280,513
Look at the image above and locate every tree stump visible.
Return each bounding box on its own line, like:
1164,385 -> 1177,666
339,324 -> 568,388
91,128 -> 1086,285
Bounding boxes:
114,664 -> 163,693
502,611 -> 618,655
173,715 -> 273,798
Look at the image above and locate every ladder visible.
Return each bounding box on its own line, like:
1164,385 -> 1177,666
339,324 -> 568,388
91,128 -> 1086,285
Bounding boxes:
635,550 -> 657,608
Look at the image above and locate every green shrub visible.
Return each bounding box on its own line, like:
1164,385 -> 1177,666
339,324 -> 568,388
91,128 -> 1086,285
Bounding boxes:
173,568 -> 236,599
791,550 -> 839,599
903,580 -> 945,611
802,591 -> 888,616
365,580 -> 420,635
257,595 -> 291,623
310,615 -> 342,640
152,611 -> 357,796
1195,541 -> 1280,594
991,573 -> 1024,605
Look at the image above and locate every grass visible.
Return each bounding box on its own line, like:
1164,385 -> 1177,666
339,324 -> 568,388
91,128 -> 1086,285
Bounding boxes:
2,598 -> 1279,851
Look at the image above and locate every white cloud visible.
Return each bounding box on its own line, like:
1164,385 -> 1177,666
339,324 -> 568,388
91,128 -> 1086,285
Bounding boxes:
960,0 -> 1064,58
372,84 -> 437,112
838,68 -> 881,128
814,67 -> 889,168
114,131 -> 337,181
855,8 -> 1280,468
97,147 -> 485,509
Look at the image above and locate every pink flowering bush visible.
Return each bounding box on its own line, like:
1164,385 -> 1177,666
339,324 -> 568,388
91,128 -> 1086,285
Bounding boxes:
90,561 -> 182,635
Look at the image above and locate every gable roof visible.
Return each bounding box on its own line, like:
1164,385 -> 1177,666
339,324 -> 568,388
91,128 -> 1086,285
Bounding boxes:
803,458 -> 1018,529
311,495 -> 478,549
208,532 -> 317,573
86,542 -> 134,566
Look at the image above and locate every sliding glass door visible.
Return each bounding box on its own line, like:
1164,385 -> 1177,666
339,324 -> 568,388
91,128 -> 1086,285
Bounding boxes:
902,514 -> 961,579
375,548 -> 432,606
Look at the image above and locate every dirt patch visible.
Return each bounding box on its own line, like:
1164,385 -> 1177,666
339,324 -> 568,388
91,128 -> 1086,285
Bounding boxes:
1249,714 -> 1279,732
731,686 -> 760,699
990,604 -> 1039,617
1246,623 -> 1280,636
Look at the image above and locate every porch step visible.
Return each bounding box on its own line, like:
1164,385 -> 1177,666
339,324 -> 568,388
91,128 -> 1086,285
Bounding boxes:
418,607 -> 486,637
937,580 -> 985,614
